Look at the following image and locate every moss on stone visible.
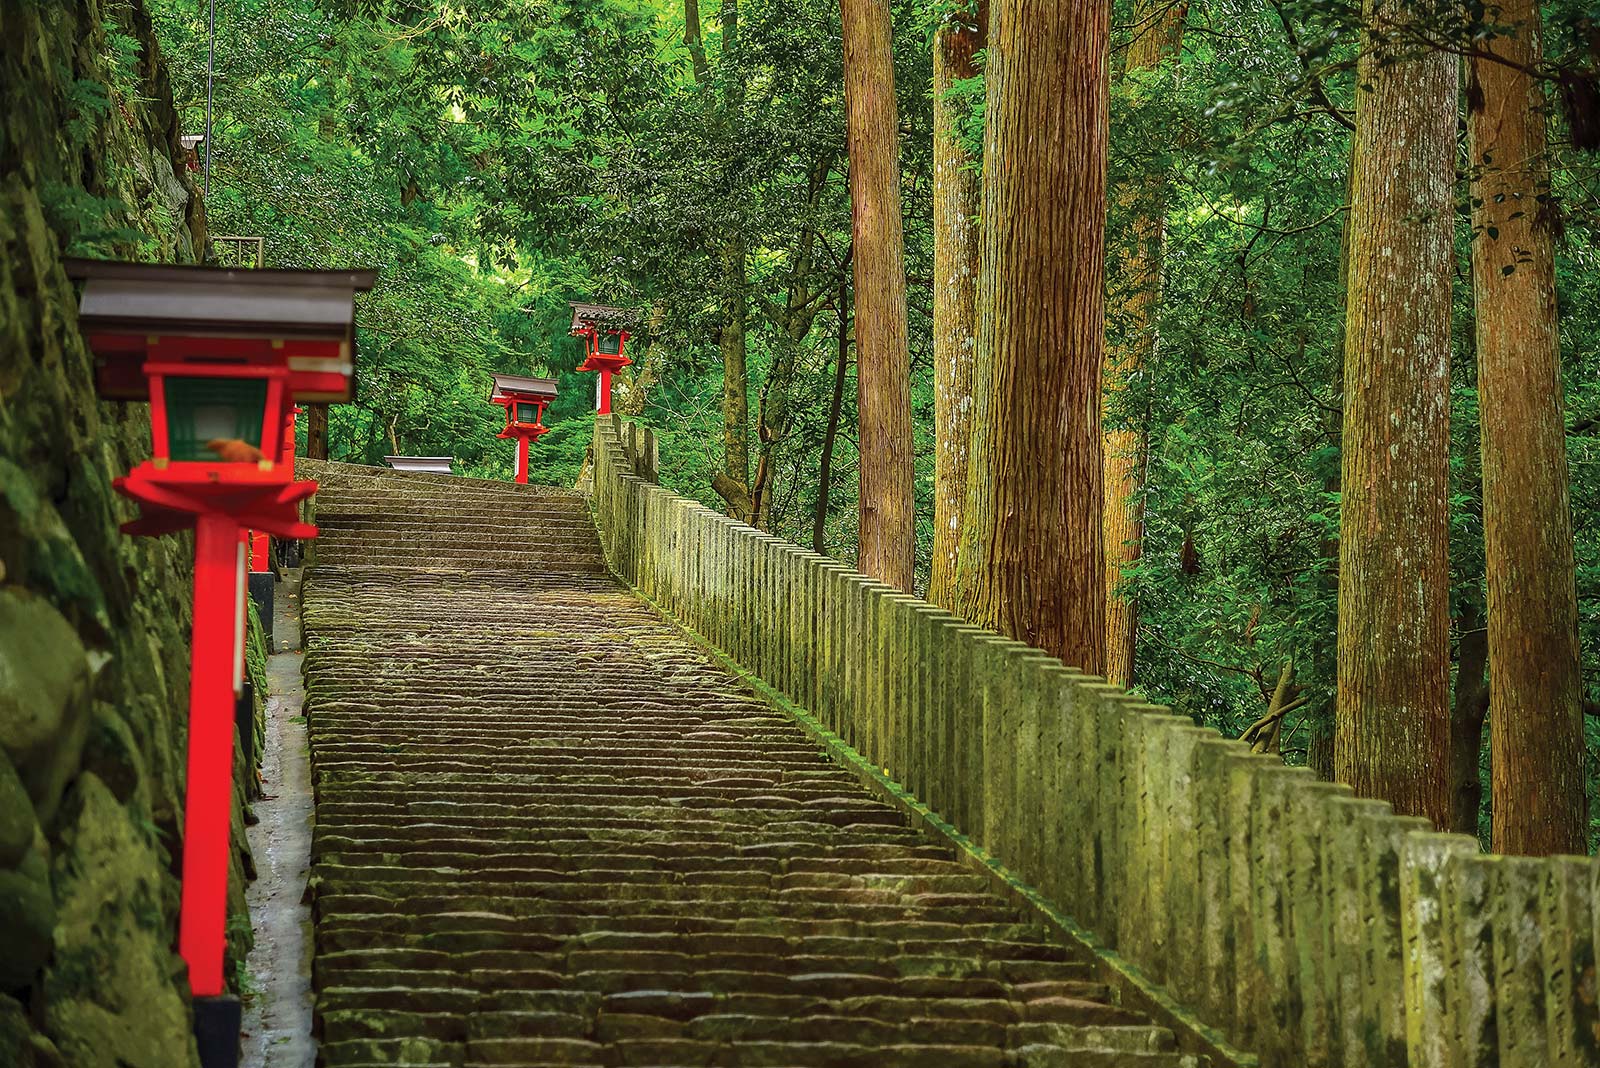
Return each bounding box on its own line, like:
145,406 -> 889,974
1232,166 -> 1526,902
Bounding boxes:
0,748 -> 37,867
79,701 -> 148,808
43,774 -> 200,1068
0,994 -> 66,1068
0,827 -> 56,993
0,587 -> 92,825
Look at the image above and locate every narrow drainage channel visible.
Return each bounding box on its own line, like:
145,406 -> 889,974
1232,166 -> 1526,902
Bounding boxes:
240,567 -> 315,1068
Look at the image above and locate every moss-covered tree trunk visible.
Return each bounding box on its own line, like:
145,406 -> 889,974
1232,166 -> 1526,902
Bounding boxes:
307,404 -> 329,461
814,286 -> 851,554
1102,0 -> 1187,689
955,0 -> 1109,673
929,2 -> 984,608
1468,1 -> 1588,855
720,246 -> 750,506
842,0 -> 914,591
1334,0 -> 1456,829
717,0 -> 751,516
685,0 -> 710,82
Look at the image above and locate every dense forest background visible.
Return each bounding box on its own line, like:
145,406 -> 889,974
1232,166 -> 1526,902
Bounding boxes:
93,0 -> 1600,845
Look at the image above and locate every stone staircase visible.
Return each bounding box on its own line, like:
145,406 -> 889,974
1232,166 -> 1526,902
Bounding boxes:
300,463 -> 1202,1068
308,464 -> 607,573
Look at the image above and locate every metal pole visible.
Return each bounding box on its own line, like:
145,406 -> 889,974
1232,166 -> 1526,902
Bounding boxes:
204,0 -> 214,198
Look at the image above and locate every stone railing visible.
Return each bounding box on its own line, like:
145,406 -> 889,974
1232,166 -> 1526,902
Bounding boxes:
591,415 -> 1598,1068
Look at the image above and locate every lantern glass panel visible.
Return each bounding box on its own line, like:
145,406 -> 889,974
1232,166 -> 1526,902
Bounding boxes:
516,402 -> 541,425
165,375 -> 269,461
598,331 -> 622,356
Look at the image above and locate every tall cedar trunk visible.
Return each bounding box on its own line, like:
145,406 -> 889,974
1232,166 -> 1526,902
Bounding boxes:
1334,1 -> 1456,829
720,246 -> 750,499
928,2 -> 984,608
954,0 -> 1109,673
841,0 -> 915,592
307,404 -> 329,461
717,0 -> 750,507
1102,0 -> 1187,688
1469,3 -> 1588,855
815,289 -> 851,554
684,0 -> 710,82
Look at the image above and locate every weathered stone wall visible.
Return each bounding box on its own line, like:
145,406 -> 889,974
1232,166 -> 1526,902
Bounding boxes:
592,414 -> 1600,1068
1,2 -> 251,1065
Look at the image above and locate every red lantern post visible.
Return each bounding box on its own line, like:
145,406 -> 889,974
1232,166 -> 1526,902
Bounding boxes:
67,259 -> 373,1065
489,374 -> 558,484
569,302 -> 632,415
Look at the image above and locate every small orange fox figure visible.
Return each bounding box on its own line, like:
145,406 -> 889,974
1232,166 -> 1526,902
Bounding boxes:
205,438 -> 267,463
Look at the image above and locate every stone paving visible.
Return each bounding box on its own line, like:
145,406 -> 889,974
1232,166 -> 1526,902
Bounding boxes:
300,464 -> 1200,1067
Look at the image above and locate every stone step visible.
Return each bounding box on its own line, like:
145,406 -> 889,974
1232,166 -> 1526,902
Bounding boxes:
318,514 -> 595,530
313,913 -> 1057,948
315,546 -> 606,564
310,470 -> 582,497
316,495 -> 591,515
315,526 -> 600,546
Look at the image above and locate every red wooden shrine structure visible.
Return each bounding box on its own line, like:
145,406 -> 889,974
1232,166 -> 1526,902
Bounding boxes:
67,259 -> 373,1014
570,301 -> 632,415
489,373 -> 558,484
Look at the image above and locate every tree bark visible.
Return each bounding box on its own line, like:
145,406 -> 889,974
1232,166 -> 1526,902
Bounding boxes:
841,0 -> 914,593
954,0 -> 1110,673
1334,0 -> 1456,830
307,404 -> 329,461
814,287 -> 850,555
1102,0 -> 1187,689
720,245 -> 750,503
685,0 -> 710,82
1469,1 -> 1588,855
715,0 -> 751,515
929,1 -> 985,609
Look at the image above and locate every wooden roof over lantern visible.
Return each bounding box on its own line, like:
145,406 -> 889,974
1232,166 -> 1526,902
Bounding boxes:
568,301 -> 637,334
66,258 -> 376,404
489,374 -> 559,406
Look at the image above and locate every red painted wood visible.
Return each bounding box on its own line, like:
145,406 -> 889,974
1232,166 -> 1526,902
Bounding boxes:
178,512 -> 241,997
248,530 -> 270,572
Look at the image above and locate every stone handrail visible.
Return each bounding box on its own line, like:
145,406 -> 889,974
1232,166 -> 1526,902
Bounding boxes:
590,414 -> 1598,1068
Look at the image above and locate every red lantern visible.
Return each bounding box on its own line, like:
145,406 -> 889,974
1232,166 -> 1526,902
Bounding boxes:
569,301 -> 632,415
66,259 -> 373,1009
489,373 -> 557,484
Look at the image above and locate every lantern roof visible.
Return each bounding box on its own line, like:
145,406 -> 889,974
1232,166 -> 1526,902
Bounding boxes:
568,301 -> 637,334
66,258 -> 376,404
384,456 -> 454,475
490,373 -> 558,405
68,259 -> 375,337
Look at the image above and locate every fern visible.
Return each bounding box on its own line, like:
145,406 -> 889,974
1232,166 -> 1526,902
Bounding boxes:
102,6 -> 148,104
64,77 -> 112,148
39,180 -> 157,258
